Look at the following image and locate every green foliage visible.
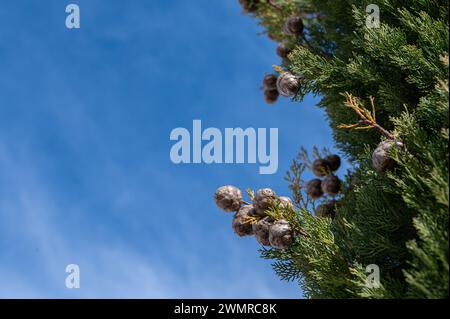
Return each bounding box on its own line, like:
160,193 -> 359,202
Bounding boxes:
262,203 -> 357,299
238,0 -> 449,298
389,74 -> 449,298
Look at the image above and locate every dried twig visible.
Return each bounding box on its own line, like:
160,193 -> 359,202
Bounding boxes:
338,93 -> 395,140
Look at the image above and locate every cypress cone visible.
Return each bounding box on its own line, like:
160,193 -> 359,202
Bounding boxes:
214,185 -> 243,212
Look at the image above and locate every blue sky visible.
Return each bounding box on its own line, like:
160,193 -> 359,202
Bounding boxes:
0,0 -> 339,298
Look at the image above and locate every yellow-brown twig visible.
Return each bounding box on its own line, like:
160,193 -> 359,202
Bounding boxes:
337,93 -> 395,140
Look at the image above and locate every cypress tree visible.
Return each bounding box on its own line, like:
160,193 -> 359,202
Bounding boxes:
214,0 -> 449,298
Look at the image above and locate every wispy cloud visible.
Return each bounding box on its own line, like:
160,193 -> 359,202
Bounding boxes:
0,131 -> 299,298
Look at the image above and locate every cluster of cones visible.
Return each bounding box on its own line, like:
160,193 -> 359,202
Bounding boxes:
214,186 -> 296,250
262,72 -> 302,104
305,154 -> 342,219
237,1 -> 305,104
262,12 -> 304,104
